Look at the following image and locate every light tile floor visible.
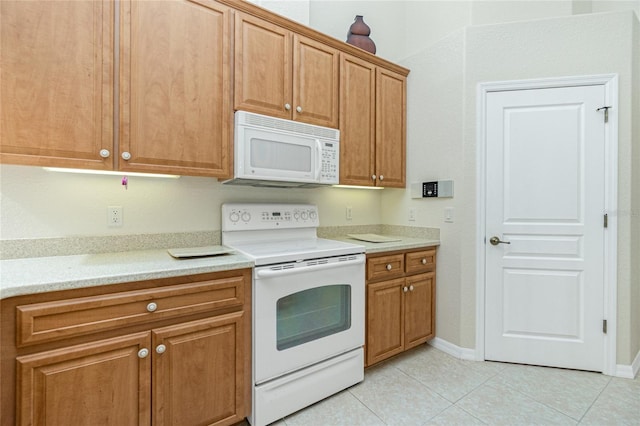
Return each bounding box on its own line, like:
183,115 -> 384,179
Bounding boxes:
263,345 -> 640,425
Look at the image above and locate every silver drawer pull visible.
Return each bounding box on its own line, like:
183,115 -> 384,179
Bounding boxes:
421,258 -> 427,265
409,285 -> 414,291
386,264 -> 392,271
156,344 -> 166,354
403,286 -> 408,293
138,348 -> 149,359
146,302 -> 158,312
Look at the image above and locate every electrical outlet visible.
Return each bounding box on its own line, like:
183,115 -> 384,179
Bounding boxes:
409,208 -> 416,222
346,206 -> 353,221
108,206 -> 123,227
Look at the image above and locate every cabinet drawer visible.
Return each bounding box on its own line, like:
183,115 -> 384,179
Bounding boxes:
405,249 -> 436,275
367,254 -> 404,281
16,275 -> 245,347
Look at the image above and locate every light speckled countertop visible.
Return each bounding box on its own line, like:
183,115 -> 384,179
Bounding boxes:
0,231 -> 439,300
0,248 -> 253,300
329,235 -> 440,254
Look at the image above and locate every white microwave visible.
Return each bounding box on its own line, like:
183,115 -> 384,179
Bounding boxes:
223,111 -> 340,188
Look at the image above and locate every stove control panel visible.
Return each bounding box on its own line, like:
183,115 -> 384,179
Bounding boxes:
222,203 -> 319,230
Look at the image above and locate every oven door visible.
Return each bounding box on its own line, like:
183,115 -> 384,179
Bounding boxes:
253,254 -> 365,384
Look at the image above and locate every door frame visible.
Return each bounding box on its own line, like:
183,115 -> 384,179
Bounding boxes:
475,74 -> 619,376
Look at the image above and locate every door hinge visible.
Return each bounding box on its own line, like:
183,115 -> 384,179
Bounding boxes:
604,213 -> 608,228
603,319 -> 608,334
596,106 -> 612,123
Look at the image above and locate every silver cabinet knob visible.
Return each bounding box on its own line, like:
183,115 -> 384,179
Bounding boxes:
146,302 -> 157,312
296,106 -> 302,113
138,348 -> 149,359
99,149 -> 110,158
403,286 -> 408,293
121,151 -> 132,160
284,103 -> 291,111
155,344 -> 166,354
422,258 -> 427,265
379,175 -> 384,181
386,264 -> 392,271
409,285 -> 414,291
372,175 -> 377,180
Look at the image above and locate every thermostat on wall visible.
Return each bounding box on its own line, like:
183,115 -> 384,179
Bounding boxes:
411,180 -> 454,198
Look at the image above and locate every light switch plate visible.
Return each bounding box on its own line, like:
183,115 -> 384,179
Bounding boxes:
444,207 -> 454,223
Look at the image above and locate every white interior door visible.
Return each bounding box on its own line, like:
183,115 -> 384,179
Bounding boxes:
484,84 -> 606,372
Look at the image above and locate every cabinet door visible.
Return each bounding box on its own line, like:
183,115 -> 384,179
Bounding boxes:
16,333 -> 151,426
339,54 -> 376,186
404,272 -> 435,349
120,0 -> 233,177
375,68 -> 406,188
366,278 -> 405,366
152,312 -> 246,426
293,35 -> 339,128
234,13 -> 291,119
1,0 -> 114,170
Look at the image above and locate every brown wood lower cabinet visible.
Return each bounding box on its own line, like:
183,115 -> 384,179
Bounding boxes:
2,269 -> 251,426
17,333 -> 151,426
366,248 -> 436,367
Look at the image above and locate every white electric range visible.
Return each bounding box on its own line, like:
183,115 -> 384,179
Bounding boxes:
221,203 -> 365,426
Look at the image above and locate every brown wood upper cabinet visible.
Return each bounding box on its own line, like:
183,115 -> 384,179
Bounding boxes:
234,12 -> 340,128
340,54 -> 407,188
1,0 -> 115,171
119,0 -> 233,177
1,0 -> 233,178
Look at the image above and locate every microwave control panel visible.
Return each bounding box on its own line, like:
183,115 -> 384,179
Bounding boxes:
320,141 -> 339,184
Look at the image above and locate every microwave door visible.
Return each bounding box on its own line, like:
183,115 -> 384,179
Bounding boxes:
243,129 -> 318,182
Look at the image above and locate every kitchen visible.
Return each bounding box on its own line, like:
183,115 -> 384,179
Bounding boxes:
1,0 -> 639,425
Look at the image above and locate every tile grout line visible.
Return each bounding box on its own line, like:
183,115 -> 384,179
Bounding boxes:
346,386 -> 392,425
479,378 -> 581,423
575,375 -> 614,424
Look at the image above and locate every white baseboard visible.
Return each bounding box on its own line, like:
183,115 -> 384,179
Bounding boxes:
429,337 -> 477,361
615,348 -> 640,379
430,338 -> 639,379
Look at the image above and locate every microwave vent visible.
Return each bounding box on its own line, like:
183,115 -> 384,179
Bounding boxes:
239,111 -> 339,141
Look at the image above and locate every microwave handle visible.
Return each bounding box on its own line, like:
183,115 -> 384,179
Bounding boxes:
315,139 -> 322,181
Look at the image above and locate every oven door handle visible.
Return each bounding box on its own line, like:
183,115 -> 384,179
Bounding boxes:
255,256 -> 364,278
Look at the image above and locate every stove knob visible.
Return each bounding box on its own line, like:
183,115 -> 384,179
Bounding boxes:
301,211 -> 308,220
294,212 -> 300,220
309,210 -> 317,220
241,212 -> 251,222
229,212 -> 240,222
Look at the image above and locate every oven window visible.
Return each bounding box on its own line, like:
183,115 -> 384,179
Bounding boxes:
276,285 -> 351,351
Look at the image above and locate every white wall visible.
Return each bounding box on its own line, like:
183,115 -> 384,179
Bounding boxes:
463,10 -> 638,365
0,165 -> 382,239
630,14 -> 640,368
388,28 -> 467,346
246,0 -> 310,25
388,9 -> 638,365
309,1 -> 407,62
470,0 -> 574,25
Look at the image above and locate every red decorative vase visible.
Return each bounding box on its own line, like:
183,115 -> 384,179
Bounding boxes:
346,15 -> 376,54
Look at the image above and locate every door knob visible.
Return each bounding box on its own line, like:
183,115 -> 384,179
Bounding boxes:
489,236 -> 511,246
